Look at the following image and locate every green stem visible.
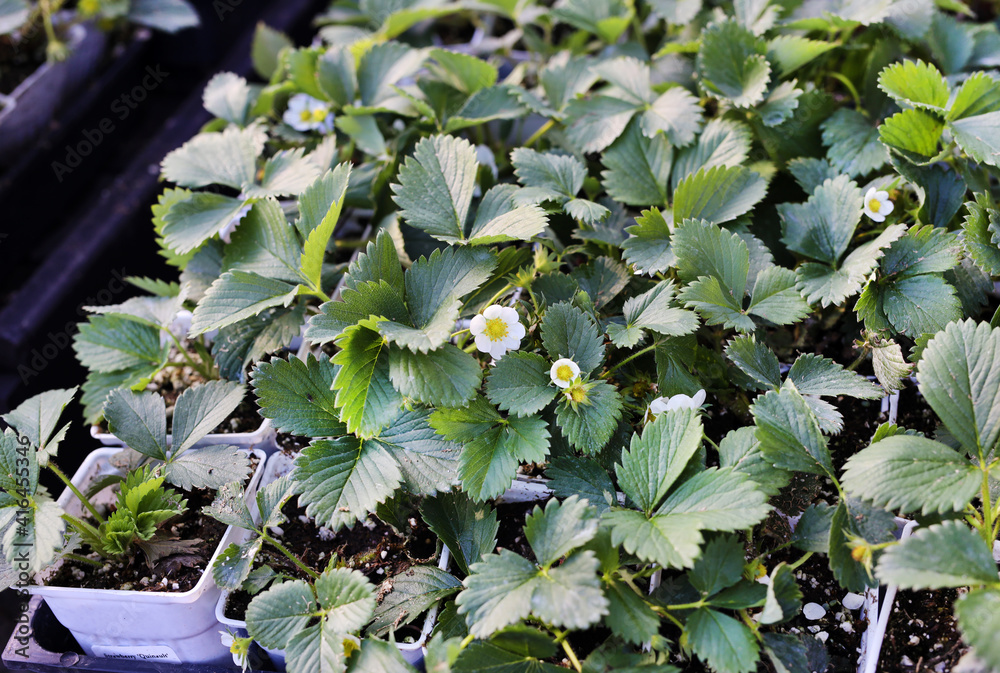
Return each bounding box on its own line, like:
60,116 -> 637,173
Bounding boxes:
482,283 -> 514,309
524,120 -> 554,148
166,331 -> 213,379
264,535 -> 320,580
788,551 -> 813,571
459,633 -> 475,649
606,343 -> 657,375
63,552 -> 103,567
663,599 -> 706,610
845,349 -> 868,372
981,467 -> 995,547
49,463 -> 104,524
990,304 -> 1000,329
828,72 -> 862,110
561,638 -> 583,672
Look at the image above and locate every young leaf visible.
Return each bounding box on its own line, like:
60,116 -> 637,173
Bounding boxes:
486,352 -> 557,417
541,302 -> 604,374
672,165 -> 768,225
623,208 -> 676,275
686,608 -> 759,673
388,345 -> 481,408
104,389 -> 167,459
332,324 -> 403,436
161,124 -> 265,190
189,271 -> 299,335
697,19 -> 771,107
751,384 -> 833,478
877,60 -> 950,111
524,496 -> 600,568
299,164 -> 350,292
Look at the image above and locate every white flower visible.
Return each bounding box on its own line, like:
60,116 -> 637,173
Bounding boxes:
648,389 -> 707,418
168,309 -> 192,340
219,631 -> 249,671
863,187 -> 893,222
549,358 -> 581,388
470,305 -> 525,359
219,201 -> 251,243
283,93 -> 334,133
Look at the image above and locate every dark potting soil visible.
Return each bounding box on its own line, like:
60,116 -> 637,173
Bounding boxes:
0,30 -> 48,94
275,432 -> 310,456
895,383 -> 938,438
48,485 -> 227,593
828,395 -> 882,471
757,549 -> 866,672
224,501 -> 438,621
495,501 -> 543,563
879,588 -> 965,672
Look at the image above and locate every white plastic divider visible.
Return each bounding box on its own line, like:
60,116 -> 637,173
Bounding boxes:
91,418 -> 276,452
28,446 -> 267,665
214,451 -> 454,669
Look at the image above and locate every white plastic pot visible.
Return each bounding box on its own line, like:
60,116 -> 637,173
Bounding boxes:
90,418 -> 276,453
27,446 -> 267,665
214,451 -> 454,668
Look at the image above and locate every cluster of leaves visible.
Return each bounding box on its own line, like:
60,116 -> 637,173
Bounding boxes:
23,0 -> 1000,669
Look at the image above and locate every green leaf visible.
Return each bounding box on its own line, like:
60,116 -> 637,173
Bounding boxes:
564,96 -> 638,154
829,498 -> 895,592
546,457 -> 617,514
697,20 -> 771,107
790,503 -> 834,553
618,281 -> 699,345
961,196 -> 1000,276
917,319 -> 1000,454
672,119 -> 753,190
421,491 -> 498,576
947,72 -> 1000,121
104,389 -> 167,459
460,416 -> 549,501
2,387 -> 76,462
726,335 -> 781,390
757,80 -> 802,127
357,42 -> 425,109
751,385 -> 833,477
955,588 -> 1000,670
251,23 -> 292,80
842,435 -> 979,514
796,225 -> 906,307
623,209 -> 675,275
246,579 -> 315,649
332,324 -> 403,436
681,277 -> 754,332
189,271 -> 298,335
468,185 -> 548,245
778,175 -> 860,266
718,426 -> 790,498
429,48 -> 497,94
689,535 -> 746,596
877,521 -> 999,589
601,120 -> 671,207
616,408 -> 703,515
160,125 -> 264,190
766,35 -> 836,77
787,354 -> 881,398
73,315 -> 167,374
203,72 -> 251,126
641,87 -> 704,147
404,246 -> 497,340
760,563 -> 802,625
368,565 -> 462,637
541,302 -> 605,374
686,608 -> 758,673
524,496 -> 599,568
1,491 -> 64,575
293,437 -> 402,531
127,0 -> 198,33
820,108 -> 888,177
366,409 -> 460,495
300,164 -> 351,291
511,147 -> 585,200
252,354 -> 345,437
171,380 -> 245,451
430,395 -> 502,443
604,579 -> 660,646
871,338 -> 913,392
457,548 -> 607,638
223,197 -> 302,283
949,110 -> 1000,167
878,60 -> 950,111
571,257 -> 630,309
392,135 -> 478,244
673,219 -> 749,298
161,193 -> 249,255
551,0 -> 633,42
555,381 -> 623,454
388,345 -> 481,408
486,352 -> 556,417
213,306 -> 305,381
673,165 -> 768,225
879,109 -> 944,159
165,443 -> 250,491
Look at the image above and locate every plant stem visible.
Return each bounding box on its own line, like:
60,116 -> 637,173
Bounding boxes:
606,343 -> 657,375
482,283 -> 514,309
524,120 -> 554,148
845,349 -> 867,372
981,467 -> 995,547
166,331 -> 214,379
49,463 -> 104,523
264,535 -> 320,580
63,552 -> 103,567
459,633 -> 475,649
561,639 -> 583,672
788,551 -> 813,571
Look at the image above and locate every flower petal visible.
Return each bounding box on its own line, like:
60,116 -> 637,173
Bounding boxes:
509,321 -> 526,340
470,314 -> 486,335
691,389 -> 707,406
880,199 -> 894,216
500,306 -> 518,324
865,187 -> 877,201
484,304 -> 502,319
490,341 -> 507,359
475,333 -> 493,352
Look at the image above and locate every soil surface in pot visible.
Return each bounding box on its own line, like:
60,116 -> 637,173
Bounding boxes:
757,550 -> 865,673
895,382 -> 938,437
879,587 -> 965,672
275,433 -> 309,456
48,485 -> 227,593
495,501 -> 546,565
224,501 -> 437,621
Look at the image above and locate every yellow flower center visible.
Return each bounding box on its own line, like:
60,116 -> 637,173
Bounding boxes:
484,317 -> 509,341
311,108 -> 329,122
299,109 -> 312,122
868,198 -> 882,213
556,364 -> 575,382
565,384 -> 587,404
